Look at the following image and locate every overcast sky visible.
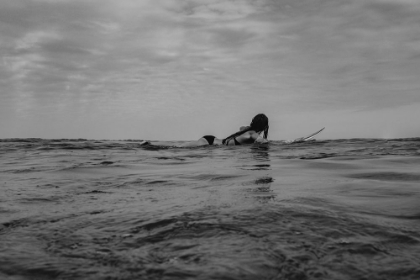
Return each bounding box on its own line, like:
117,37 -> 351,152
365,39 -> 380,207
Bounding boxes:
1,0 -> 420,140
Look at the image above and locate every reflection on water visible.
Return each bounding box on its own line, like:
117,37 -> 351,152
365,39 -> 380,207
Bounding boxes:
251,176 -> 276,204
240,145 -> 271,170
0,138 -> 420,279
250,145 -> 271,163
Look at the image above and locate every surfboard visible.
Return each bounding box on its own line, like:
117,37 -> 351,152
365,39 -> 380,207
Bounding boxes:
301,127 -> 325,141
290,127 -> 325,143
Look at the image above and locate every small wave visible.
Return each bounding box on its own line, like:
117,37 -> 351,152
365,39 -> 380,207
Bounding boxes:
347,172 -> 420,181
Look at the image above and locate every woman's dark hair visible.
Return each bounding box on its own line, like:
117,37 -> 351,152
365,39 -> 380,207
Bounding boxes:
222,114 -> 269,144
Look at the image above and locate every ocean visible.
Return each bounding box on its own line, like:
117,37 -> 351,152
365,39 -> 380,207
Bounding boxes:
1,138 -> 419,280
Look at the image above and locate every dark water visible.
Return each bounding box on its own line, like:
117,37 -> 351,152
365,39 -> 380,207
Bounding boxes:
1,138 -> 420,280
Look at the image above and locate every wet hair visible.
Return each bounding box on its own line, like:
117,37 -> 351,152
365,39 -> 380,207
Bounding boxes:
222,114 -> 269,144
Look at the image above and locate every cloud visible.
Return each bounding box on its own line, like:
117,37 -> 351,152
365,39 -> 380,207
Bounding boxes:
1,0 -> 420,139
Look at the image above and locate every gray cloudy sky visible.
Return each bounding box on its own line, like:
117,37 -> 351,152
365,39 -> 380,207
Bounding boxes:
1,0 -> 420,140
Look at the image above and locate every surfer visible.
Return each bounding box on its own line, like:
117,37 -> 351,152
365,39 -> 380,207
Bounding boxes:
195,113 -> 269,146
139,114 -> 322,147
140,113 -> 269,147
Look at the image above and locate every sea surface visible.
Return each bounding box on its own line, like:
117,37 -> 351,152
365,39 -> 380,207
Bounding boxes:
1,138 -> 420,280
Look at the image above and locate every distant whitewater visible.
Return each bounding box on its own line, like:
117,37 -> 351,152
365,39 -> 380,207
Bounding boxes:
1,138 -> 419,280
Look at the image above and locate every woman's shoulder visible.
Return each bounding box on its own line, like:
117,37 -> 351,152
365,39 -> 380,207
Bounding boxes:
247,130 -> 260,137
239,130 -> 260,141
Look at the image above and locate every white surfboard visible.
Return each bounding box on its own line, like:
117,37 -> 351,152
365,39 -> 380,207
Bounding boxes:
289,127 -> 325,143
301,127 -> 325,141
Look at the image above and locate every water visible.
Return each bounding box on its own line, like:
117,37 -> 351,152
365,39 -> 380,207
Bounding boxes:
1,138 -> 420,280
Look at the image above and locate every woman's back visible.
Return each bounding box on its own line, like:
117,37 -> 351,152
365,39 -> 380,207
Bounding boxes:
224,129 -> 260,145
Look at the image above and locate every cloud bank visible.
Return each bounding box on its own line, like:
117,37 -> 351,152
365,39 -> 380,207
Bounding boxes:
1,0 -> 420,139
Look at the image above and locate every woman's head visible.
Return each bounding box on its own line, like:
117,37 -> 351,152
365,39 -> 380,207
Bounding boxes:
250,114 -> 269,138
250,114 -> 268,132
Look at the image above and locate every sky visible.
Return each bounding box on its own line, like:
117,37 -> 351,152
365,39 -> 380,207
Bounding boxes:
1,0 -> 420,140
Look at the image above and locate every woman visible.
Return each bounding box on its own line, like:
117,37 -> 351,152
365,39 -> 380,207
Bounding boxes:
188,113 -> 269,146
140,114 -> 269,147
